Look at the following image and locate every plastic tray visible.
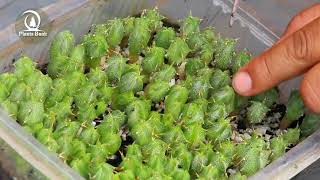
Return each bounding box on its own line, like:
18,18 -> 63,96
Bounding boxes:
0,0 -> 319,179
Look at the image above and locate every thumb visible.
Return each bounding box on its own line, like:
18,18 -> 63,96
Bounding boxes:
232,17 -> 320,96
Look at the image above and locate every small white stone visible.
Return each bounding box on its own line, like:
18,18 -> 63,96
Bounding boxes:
169,79 -> 175,86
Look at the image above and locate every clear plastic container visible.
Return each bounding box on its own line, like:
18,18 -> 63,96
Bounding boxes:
0,0 -> 319,179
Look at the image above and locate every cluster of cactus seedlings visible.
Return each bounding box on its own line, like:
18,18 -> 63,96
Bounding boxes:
0,8 -> 316,179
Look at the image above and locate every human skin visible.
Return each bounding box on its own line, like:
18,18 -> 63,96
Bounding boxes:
232,4 -> 320,113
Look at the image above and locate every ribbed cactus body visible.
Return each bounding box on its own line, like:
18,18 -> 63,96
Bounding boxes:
206,118 -> 232,143
210,85 -> 235,114
150,64 -> 176,82
164,85 -> 189,119
180,103 -> 205,125
301,113 -> 320,137
126,99 -> 151,128
167,37 -> 190,65
106,55 -> 128,83
210,69 -> 231,90
280,90 -> 304,129
214,39 -> 236,70
232,51 -> 251,74
106,19 -> 125,48
142,46 -> 165,74
128,18 -> 151,56
83,34 -> 109,68
247,101 -> 269,124
251,88 -> 278,108
181,16 -> 200,37
118,72 -> 144,93
145,80 -> 170,102
155,27 -> 176,49
142,9 -> 164,32
90,163 -> 114,180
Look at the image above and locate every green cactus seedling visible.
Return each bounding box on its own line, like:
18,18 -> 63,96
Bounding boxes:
155,27 -> 176,49
183,123 -> 206,148
214,38 -> 236,70
17,100 -> 44,126
206,118 -> 232,143
167,37 -> 191,65
126,99 -> 151,128
191,151 -> 209,174
79,125 -> 100,145
106,19 -> 125,48
199,165 -> 221,180
205,103 -> 227,128
181,15 -> 200,37
105,55 -> 128,83
280,90 -> 304,129
246,101 -> 269,124
141,139 -> 167,159
189,69 -> 212,101
0,83 -> 9,101
128,18 -> 151,59
282,128 -> 300,145
83,34 -> 109,68
111,90 -> 135,111
70,154 -> 91,179
1,100 -> 18,119
164,85 -> 189,119
171,144 -> 192,170
99,132 -> 122,155
210,69 -> 231,90
210,85 -> 235,114
202,27 -> 217,43
185,58 -> 205,76
251,88 -> 278,108
232,50 -> 251,74
141,8 -> 164,32
90,163 -> 114,180
142,46 -> 165,74
150,64 -> 176,82
200,42 -> 215,65
118,72 -> 144,93
0,73 -> 17,93
162,125 -> 186,146
123,17 -> 135,37
36,128 -> 59,153
180,103 -> 205,125
87,68 -> 108,87
145,80 -> 170,102
130,121 -> 153,146
300,113 -> 320,137
50,30 -> 75,58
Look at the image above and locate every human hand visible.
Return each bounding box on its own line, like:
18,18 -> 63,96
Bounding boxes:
232,4 -> 320,112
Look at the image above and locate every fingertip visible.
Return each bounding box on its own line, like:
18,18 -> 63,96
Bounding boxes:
300,64 -> 320,113
232,71 -> 252,96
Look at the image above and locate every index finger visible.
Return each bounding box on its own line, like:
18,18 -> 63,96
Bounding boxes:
232,17 -> 320,96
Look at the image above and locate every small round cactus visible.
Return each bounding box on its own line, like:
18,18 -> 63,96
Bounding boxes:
246,101 -> 269,124
214,38 -> 236,70
181,15 -> 200,37
144,80 -> 170,102
142,46 -> 165,74
167,37 -> 191,65
155,27 -> 176,49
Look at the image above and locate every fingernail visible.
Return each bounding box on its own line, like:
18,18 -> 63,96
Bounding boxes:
232,71 -> 252,94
